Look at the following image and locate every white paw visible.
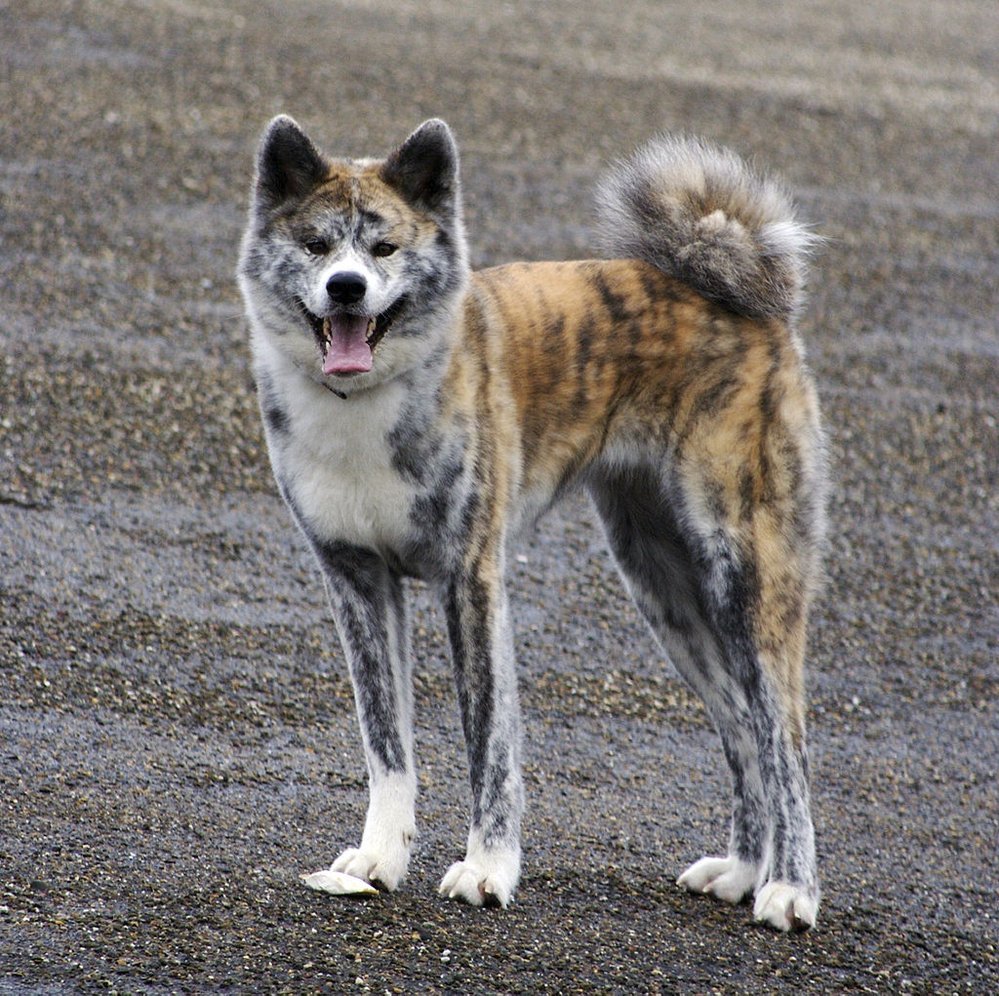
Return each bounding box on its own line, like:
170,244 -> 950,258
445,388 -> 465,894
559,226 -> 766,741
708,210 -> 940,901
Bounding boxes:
331,843 -> 408,892
332,775 -> 415,891
753,880 -> 818,931
438,847 -> 520,908
677,855 -> 757,905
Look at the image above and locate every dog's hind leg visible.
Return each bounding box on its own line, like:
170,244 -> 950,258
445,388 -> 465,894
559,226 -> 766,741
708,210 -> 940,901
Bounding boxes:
589,465 -> 818,930
311,541 -> 416,892
437,549 -> 524,908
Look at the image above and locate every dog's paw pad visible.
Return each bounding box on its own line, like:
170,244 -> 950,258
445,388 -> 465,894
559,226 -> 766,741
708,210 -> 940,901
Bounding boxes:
438,860 -> 512,908
753,881 -> 817,931
300,869 -> 378,896
677,855 -> 757,905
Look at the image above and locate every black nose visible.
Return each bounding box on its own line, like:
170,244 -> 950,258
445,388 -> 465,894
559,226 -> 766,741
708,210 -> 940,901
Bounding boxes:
326,272 -> 367,305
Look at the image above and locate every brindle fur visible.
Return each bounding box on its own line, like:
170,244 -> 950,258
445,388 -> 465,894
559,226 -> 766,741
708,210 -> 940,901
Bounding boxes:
238,116 -> 826,930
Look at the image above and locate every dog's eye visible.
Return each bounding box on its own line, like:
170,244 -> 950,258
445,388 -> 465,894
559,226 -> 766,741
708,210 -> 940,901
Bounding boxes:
303,238 -> 329,256
372,241 -> 398,258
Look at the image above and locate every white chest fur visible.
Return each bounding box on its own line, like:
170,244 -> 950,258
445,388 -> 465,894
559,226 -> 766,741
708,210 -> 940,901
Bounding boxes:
264,356 -> 417,554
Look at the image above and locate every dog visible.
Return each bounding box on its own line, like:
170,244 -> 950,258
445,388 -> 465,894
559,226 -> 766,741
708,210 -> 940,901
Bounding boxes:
237,115 -> 826,931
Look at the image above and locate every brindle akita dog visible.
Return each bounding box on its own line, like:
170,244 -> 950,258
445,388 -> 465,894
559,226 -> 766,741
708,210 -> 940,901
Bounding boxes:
237,116 -> 826,931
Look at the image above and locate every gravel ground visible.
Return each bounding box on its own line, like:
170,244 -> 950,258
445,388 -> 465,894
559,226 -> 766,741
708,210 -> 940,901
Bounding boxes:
1,0 -> 997,992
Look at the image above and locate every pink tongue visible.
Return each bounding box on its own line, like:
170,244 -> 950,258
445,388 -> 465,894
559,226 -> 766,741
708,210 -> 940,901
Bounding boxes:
322,315 -> 373,375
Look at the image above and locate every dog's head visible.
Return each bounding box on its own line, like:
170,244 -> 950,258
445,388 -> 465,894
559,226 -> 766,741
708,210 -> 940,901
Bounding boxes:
238,116 -> 468,392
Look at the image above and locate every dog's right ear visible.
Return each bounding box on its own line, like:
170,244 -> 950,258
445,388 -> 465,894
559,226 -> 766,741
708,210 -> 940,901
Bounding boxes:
253,115 -> 327,211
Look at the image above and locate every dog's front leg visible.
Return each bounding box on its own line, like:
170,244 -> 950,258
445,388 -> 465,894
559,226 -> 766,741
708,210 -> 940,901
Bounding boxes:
313,542 -> 415,891
438,560 -> 524,907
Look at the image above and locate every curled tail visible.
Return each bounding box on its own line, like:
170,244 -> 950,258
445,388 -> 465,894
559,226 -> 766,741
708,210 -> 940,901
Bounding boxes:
595,135 -> 817,321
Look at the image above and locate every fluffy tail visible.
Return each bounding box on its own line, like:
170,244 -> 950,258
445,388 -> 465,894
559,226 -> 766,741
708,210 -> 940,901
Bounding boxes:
595,135 -> 816,321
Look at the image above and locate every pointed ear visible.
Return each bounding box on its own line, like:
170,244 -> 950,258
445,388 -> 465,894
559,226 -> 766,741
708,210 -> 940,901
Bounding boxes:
252,115 -> 328,211
381,119 -> 459,215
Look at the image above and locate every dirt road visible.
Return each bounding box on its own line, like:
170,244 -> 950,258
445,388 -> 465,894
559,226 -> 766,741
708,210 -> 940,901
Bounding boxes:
2,0 -> 996,991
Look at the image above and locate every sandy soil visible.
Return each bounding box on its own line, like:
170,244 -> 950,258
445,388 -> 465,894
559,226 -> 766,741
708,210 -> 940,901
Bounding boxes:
1,0 -> 996,991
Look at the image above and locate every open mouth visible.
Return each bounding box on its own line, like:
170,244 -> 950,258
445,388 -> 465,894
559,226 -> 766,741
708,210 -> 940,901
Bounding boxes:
296,299 -> 403,376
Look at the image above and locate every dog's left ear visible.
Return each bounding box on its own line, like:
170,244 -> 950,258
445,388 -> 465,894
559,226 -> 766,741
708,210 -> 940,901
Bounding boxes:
381,119 -> 459,216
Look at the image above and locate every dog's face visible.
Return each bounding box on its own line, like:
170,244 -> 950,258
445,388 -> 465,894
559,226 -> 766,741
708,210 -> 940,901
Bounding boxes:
239,117 -> 468,392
